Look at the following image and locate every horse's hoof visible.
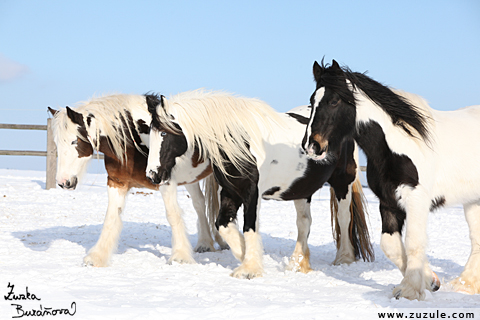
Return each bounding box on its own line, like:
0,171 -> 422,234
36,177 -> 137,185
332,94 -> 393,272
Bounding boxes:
231,265 -> 263,279
392,282 -> 426,301
194,245 -> 214,253
393,288 -> 402,300
83,253 -> 108,267
431,271 -> 441,292
219,243 -> 230,251
169,254 -> 196,265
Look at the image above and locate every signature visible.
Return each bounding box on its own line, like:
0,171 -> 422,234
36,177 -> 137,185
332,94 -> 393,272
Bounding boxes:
4,283 -> 77,318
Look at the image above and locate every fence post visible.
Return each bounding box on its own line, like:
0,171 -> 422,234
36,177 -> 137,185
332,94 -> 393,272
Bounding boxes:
46,118 -> 57,189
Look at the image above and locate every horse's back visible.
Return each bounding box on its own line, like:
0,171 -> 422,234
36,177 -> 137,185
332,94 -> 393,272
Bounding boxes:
430,105 -> 480,205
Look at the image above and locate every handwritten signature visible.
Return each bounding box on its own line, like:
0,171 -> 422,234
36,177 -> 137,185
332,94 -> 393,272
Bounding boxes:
4,283 -> 76,318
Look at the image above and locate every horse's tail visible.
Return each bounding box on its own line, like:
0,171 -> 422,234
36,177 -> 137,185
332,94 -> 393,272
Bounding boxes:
330,174 -> 374,262
204,174 -> 228,249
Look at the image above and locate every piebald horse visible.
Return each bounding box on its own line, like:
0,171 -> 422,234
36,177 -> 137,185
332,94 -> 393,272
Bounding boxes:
48,94 -> 226,267
145,90 -> 373,279
304,59 -> 480,300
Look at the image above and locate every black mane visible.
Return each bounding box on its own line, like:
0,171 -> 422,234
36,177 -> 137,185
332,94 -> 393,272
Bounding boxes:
318,61 -> 431,143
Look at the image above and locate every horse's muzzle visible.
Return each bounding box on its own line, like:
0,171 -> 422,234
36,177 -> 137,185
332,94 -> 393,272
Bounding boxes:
306,141 -> 328,162
147,169 -> 170,186
58,176 -> 78,190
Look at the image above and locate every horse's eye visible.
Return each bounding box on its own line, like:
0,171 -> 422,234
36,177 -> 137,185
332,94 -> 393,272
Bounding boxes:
71,140 -> 78,145
330,99 -> 340,107
161,132 -> 167,136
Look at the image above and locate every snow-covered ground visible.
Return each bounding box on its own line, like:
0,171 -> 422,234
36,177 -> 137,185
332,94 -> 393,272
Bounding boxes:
1,169 -> 479,319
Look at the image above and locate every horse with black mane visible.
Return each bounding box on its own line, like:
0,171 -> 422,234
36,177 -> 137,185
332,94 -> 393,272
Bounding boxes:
304,59 -> 480,300
48,94 -> 226,267
145,90 -> 373,279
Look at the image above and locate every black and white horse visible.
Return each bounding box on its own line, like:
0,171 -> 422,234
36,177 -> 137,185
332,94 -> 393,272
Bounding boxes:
145,90 -> 373,279
49,94 -> 226,267
304,60 -> 480,300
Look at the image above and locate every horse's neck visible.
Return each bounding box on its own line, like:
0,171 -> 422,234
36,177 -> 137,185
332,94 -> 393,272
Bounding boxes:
353,88 -> 398,160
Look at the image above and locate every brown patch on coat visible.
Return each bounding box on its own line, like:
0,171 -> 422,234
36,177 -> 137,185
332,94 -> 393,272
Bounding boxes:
191,147 -> 205,168
76,138 -> 94,158
100,136 -> 159,191
177,165 -> 213,186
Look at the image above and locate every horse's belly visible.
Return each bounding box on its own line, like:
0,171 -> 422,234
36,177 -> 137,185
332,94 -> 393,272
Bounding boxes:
259,158 -> 332,201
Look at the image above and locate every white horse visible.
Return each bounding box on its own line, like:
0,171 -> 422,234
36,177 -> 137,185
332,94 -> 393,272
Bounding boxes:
304,59 -> 480,300
145,90 -> 373,279
49,94 -> 226,267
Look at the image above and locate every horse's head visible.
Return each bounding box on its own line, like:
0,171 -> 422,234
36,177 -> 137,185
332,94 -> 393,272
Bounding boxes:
144,94 -> 188,185
303,60 -> 356,163
49,106 -> 94,190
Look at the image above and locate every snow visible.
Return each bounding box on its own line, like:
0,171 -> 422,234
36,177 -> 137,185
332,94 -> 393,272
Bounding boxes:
1,169 -> 479,319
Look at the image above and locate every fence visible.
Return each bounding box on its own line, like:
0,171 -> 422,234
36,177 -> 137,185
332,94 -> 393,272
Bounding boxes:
1,120 -> 366,190
0,120 -> 57,189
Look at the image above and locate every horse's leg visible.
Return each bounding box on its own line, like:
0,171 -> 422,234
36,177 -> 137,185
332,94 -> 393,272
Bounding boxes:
392,185 -> 436,300
450,201 -> 480,294
204,175 -> 229,250
160,183 -> 195,264
379,203 -> 407,274
216,187 -> 245,261
184,182 -> 215,253
328,140 -> 373,264
232,188 -> 263,279
331,185 -> 355,265
286,198 -> 313,273
84,185 -> 128,267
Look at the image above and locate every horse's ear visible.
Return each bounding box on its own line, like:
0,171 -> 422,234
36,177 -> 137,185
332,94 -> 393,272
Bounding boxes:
313,61 -> 323,82
160,95 -> 167,109
331,59 -> 341,71
47,107 -> 58,116
66,106 -> 84,126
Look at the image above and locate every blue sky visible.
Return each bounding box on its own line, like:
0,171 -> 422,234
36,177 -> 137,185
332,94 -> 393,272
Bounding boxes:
1,0 -> 479,171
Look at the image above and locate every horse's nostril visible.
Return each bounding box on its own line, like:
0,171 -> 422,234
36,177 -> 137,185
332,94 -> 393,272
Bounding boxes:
147,170 -> 160,184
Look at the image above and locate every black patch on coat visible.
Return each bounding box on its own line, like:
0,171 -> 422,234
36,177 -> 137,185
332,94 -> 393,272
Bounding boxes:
213,147 -> 260,233
156,129 -> 188,182
136,119 -> 150,134
263,186 -> 281,197
86,113 -> 95,127
278,140 -> 355,201
355,120 -> 419,235
430,196 -> 446,212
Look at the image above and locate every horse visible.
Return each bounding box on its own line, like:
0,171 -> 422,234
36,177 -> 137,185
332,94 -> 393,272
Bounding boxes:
303,59 -> 480,300
144,90 -> 373,279
48,94 -> 227,267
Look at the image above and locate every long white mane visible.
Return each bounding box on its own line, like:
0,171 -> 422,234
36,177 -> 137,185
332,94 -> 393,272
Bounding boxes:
158,89 -> 286,175
52,94 -> 149,162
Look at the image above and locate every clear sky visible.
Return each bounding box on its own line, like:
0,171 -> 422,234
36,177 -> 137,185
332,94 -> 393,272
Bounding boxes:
1,0 -> 479,172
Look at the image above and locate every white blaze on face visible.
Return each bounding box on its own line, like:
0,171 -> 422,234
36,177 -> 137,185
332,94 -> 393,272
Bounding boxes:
304,87 -> 325,151
55,133 -> 91,186
146,128 -> 164,177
